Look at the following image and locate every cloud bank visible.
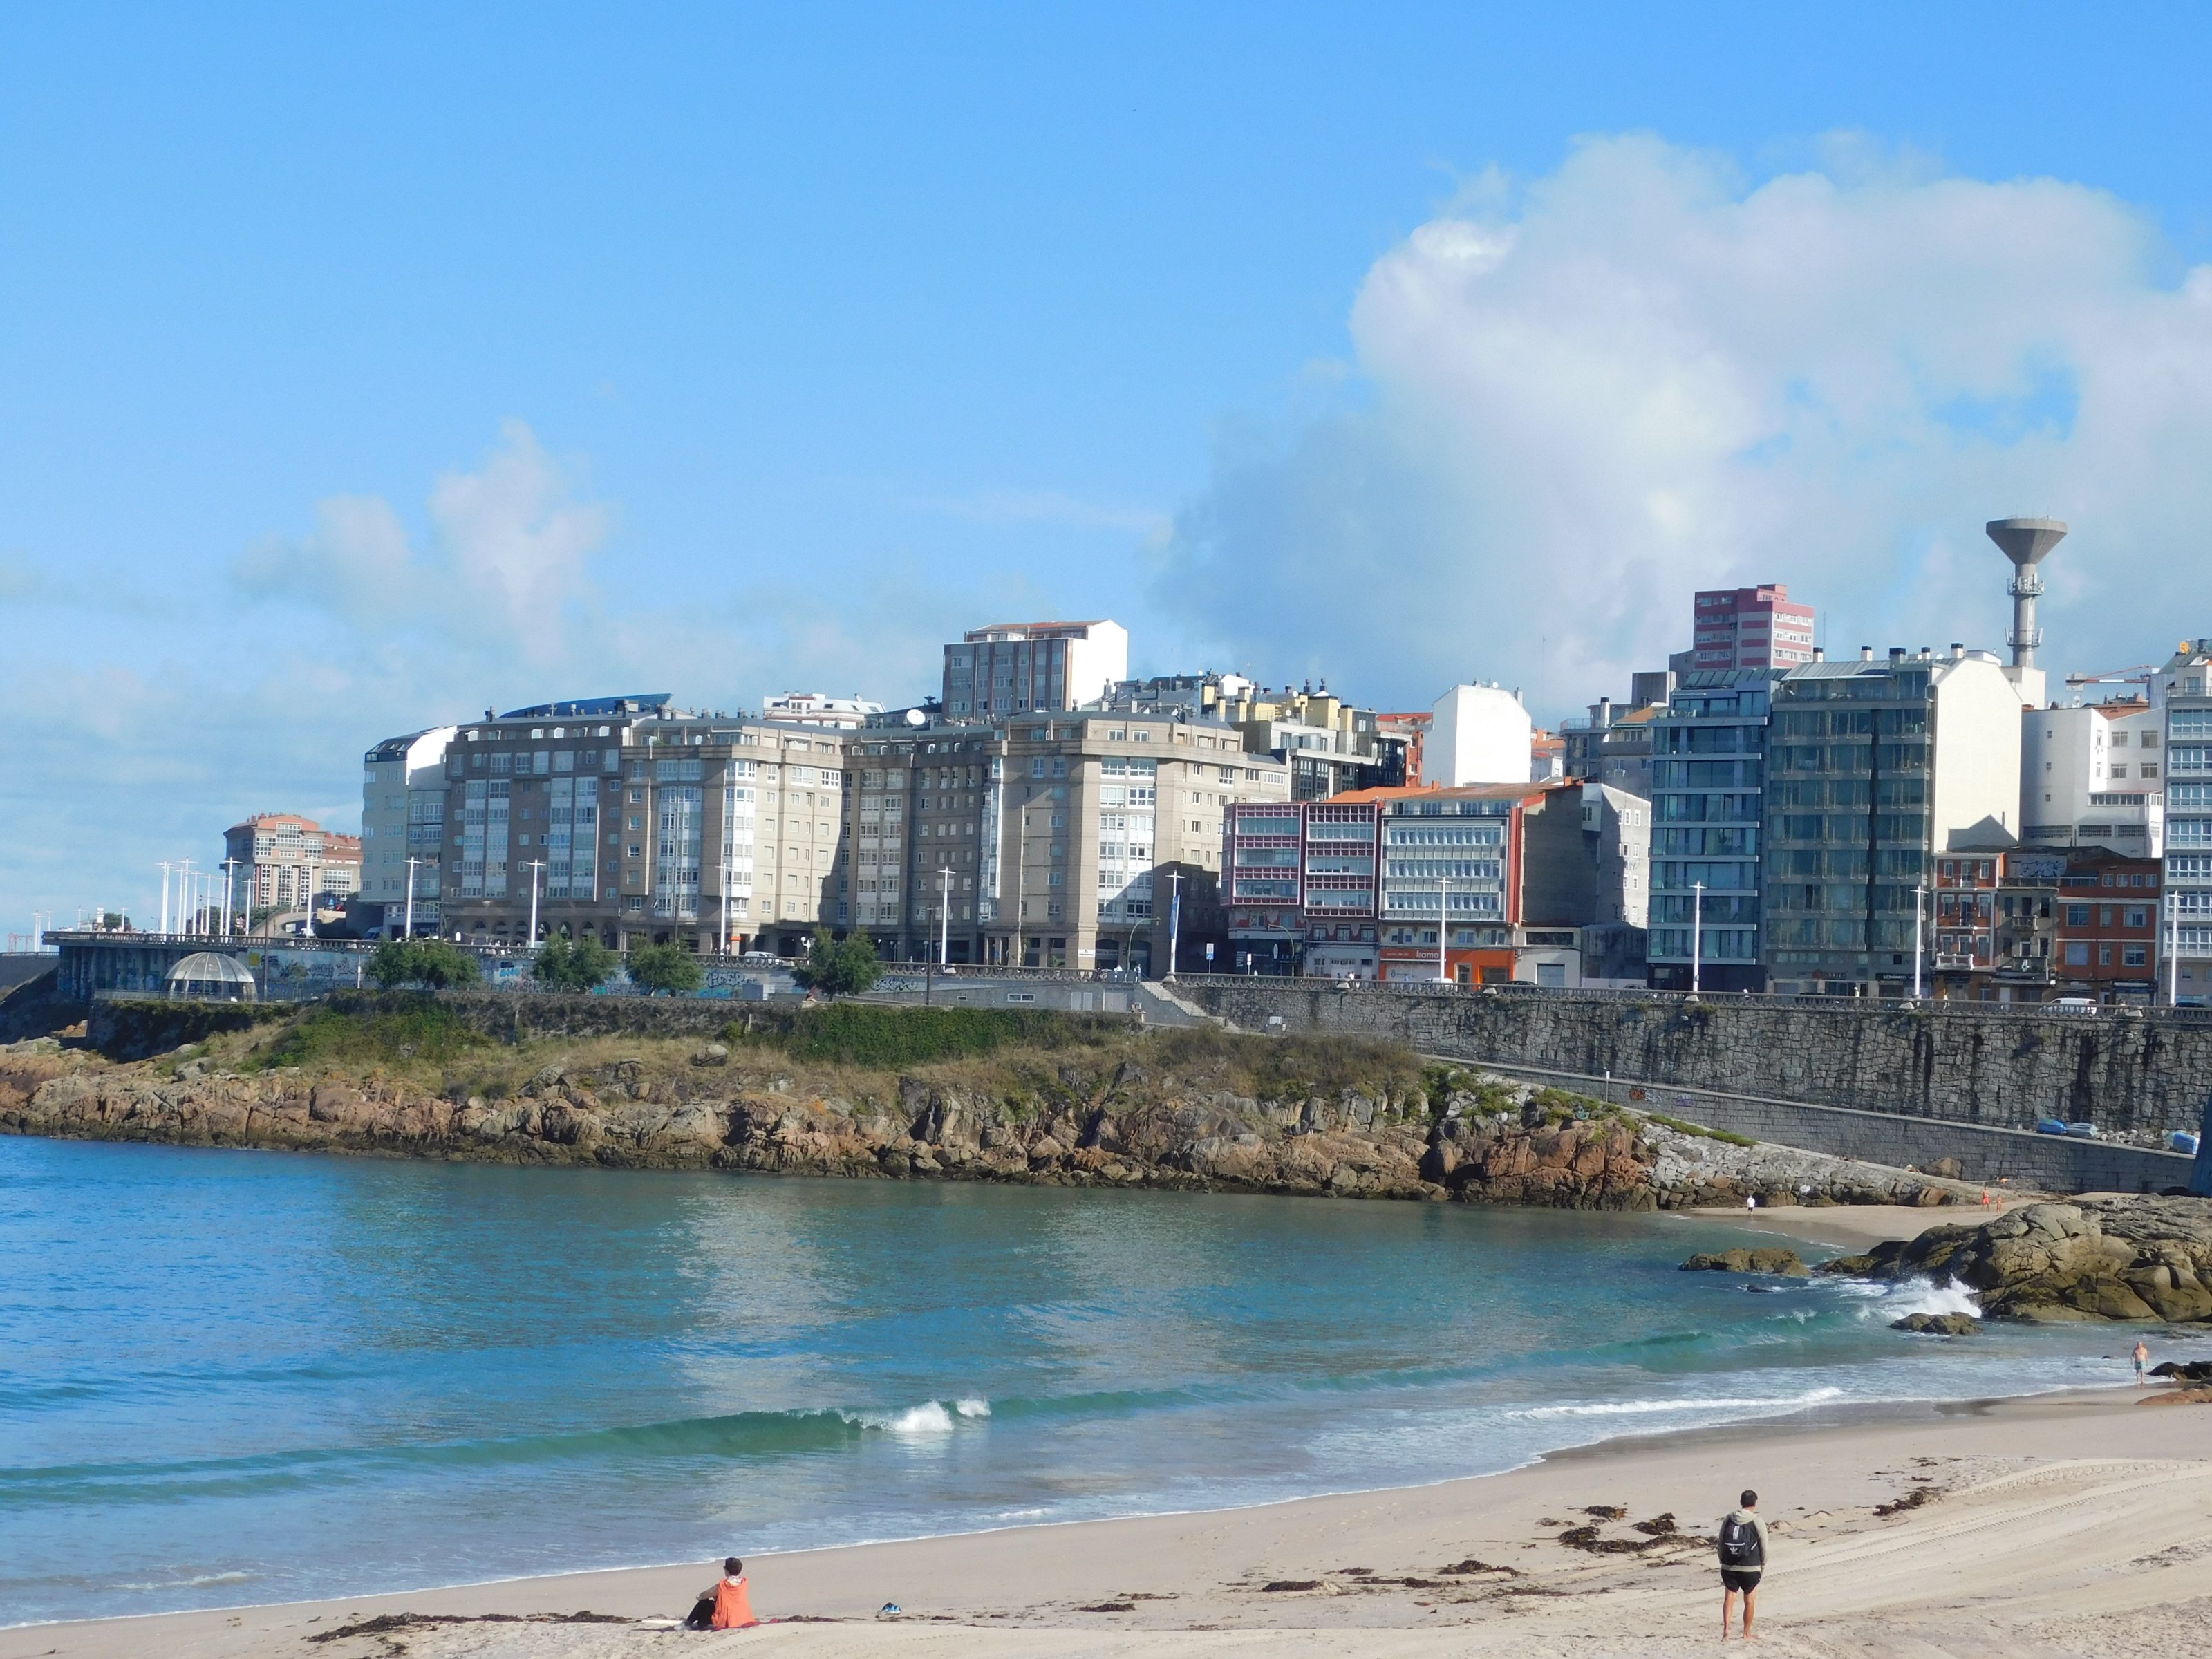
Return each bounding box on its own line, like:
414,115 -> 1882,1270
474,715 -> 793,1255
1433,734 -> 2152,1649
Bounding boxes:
1156,135 -> 2212,715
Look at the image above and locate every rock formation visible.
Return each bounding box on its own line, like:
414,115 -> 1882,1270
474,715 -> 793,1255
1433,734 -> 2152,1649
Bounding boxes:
1679,1248 -> 1808,1276
0,1038 -> 1996,1215
1821,1197 -> 2212,1322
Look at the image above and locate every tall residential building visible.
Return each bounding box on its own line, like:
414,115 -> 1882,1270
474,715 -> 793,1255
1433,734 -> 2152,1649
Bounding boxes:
1376,712 -> 1431,785
2157,640 -> 2212,998
941,620 -> 1129,719
980,712 -> 1288,972
435,698 -> 851,955
1669,584 -> 1817,675
1427,684 -> 1533,785
360,726 -> 458,935
1761,647 -> 2025,995
1647,670 -> 1780,992
1093,673 -> 1408,800
225,814 -> 362,921
2021,698 -> 2165,858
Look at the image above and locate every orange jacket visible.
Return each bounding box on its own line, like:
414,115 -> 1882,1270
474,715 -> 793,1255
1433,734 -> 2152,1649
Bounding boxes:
713,1575 -> 758,1630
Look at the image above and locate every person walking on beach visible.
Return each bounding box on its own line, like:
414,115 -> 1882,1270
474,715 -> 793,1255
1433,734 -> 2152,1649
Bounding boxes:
2135,1339 -> 2151,1387
1718,1489 -> 1770,1640
684,1557 -> 760,1630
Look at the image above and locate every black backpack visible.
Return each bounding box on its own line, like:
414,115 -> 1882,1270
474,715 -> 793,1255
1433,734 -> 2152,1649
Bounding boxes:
1718,1514 -> 1763,1568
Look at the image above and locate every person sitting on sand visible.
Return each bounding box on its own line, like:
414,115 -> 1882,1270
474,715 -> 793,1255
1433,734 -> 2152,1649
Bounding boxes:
684,1557 -> 760,1631
1717,1488 -> 1770,1640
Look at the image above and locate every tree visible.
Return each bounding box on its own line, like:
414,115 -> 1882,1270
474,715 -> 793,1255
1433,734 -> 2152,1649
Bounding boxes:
627,941 -> 706,995
534,935 -> 617,993
792,928 -> 882,997
368,937 -> 482,991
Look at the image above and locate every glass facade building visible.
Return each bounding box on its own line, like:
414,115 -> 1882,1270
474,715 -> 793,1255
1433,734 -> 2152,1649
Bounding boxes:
1647,670 -> 1778,991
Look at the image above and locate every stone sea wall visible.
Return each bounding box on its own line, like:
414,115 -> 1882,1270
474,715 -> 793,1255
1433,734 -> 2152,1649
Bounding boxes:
1178,982 -> 2212,1135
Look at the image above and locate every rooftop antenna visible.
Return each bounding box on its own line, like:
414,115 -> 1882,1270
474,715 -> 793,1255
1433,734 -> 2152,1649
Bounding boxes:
1985,517 -> 2067,670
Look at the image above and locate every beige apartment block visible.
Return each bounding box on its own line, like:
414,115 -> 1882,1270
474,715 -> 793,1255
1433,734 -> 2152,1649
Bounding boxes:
982,713 -> 1289,972
224,813 -> 361,921
435,699 -> 852,953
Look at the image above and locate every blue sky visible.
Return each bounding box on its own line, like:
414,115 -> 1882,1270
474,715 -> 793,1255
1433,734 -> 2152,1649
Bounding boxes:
8,3 -> 2212,928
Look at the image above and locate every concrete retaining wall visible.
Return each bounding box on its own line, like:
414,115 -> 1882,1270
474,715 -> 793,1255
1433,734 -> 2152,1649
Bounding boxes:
1461,1058 -> 2193,1196
1179,979 -> 2212,1136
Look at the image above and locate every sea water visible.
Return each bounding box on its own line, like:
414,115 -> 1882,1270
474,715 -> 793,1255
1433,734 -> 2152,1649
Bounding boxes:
0,1135 -> 2159,1625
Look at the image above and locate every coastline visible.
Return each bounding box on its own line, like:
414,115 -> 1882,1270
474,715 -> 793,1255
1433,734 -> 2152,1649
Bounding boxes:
11,1385 -> 2208,1659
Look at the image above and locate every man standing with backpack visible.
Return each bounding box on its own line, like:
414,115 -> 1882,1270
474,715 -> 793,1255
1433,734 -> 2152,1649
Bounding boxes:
1718,1489 -> 1770,1640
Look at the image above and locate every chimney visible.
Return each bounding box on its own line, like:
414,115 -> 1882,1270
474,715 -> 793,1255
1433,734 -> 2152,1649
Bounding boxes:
1859,646 -> 1874,662
1949,641 -> 1964,658
1812,646 -> 1826,662
1595,697 -> 1612,730
1889,648 -> 1906,664
1917,646 -> 1931,660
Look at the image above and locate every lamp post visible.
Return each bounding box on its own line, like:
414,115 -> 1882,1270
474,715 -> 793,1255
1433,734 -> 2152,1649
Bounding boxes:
2169,890 -> 2182,1008
303,860 -> 318,939
938,864 -> 954,970
158,861 -> 173,936
1912,881 -> 1925,1000
1437,869 -> 1450,984
1165,870 -> 1183,979
221,859 -> 240,937
402,858 -> 424,939
1690,880 -> 1705,997
525,859 -> 546,947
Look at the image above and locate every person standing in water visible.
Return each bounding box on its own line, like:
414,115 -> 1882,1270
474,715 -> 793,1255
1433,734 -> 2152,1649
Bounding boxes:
2135,1339 -> 2151,1387
1717,1489 -> 1770,1640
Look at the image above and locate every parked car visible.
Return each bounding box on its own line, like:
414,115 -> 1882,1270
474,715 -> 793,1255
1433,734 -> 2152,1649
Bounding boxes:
2035,1118 -> 2070,1136
2064,1122 -> 2100,1140
2172,1131 -> 2202,1156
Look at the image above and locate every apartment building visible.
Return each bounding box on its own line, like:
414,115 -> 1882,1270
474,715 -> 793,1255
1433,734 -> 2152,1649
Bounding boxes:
1647,670 -> 1779,992
2053,846 -> 2163,1000
2159,641 -> 2212,999
1226,781 -> 1642,985
224,814 -> 362,920
1428,684 -> 1533,785
1096,674 -> 1409,800
2023,698 -> 2164,858
843,727 -> 995,957
359,725 -> 457,934
1761,648 -> 2025,995
941,620 -> 1128,719
1668,584 -> 1817,674
982,713 -> 1289,973
433,697 -> 851,953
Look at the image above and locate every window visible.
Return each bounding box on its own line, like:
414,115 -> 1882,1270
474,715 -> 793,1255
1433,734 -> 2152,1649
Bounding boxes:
2065,941 -> 2090,966
2124,944 -> 2149,968
2126,906 -> 2149,928
2065,904 -> 2091,926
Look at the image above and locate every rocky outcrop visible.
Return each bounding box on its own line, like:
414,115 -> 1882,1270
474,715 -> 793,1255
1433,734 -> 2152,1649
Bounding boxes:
1891,1313 -> 1980,1336
1680,1248 -> 1808,1276
1826,1197 -> 2212,1323
0,1041 -> 2001,1215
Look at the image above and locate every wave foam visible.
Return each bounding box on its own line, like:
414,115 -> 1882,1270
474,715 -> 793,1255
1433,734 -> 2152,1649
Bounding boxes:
117,1571 -> 251,1592
1508,1386 -> 1846,1421
842,1398 -> 991,1437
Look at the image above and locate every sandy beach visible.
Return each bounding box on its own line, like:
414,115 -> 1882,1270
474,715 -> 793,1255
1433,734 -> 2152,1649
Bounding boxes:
9,1383 -> 2210,1659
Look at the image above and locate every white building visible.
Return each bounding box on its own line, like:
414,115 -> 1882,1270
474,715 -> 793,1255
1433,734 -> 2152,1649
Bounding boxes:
2022,700 -> 2164,859
762,692 -> 884,729
942,620 -> 1130,719
360,726 -> 457,934
1427,683 -> 1533,787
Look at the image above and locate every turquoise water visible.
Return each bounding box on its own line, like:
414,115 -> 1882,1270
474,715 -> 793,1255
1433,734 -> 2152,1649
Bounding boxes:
0,1136 -> 2151,1626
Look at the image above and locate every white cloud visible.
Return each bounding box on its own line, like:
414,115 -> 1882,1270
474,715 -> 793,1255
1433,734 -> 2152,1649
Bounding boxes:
1157,135 -> 2212,716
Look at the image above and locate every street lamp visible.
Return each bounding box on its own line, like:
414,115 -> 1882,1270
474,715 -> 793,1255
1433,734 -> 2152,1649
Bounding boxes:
221,859 -> 241,937
158,861 -> 174,936
1437,869 -> 1450,984
1912,881 -> 1926,1000
1690,880 -> 1705,997
525,859 -> 546,948
402,857 -> 426,939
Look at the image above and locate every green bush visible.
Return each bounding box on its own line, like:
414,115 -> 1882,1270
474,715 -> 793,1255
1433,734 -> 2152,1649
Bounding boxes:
367,938 -> 482,990
749,1004 -> 1109,1067
534,935 -> 616,992
627,942 -> 706,995
791,928 -> 883,997
247,996 -> 486,1071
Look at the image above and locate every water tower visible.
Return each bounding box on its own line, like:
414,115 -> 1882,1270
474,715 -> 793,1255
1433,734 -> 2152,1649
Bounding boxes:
1985,518 -> 2067,670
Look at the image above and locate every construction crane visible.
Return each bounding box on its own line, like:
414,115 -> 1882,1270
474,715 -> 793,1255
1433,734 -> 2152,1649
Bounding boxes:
2065,662 -> 2156,689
